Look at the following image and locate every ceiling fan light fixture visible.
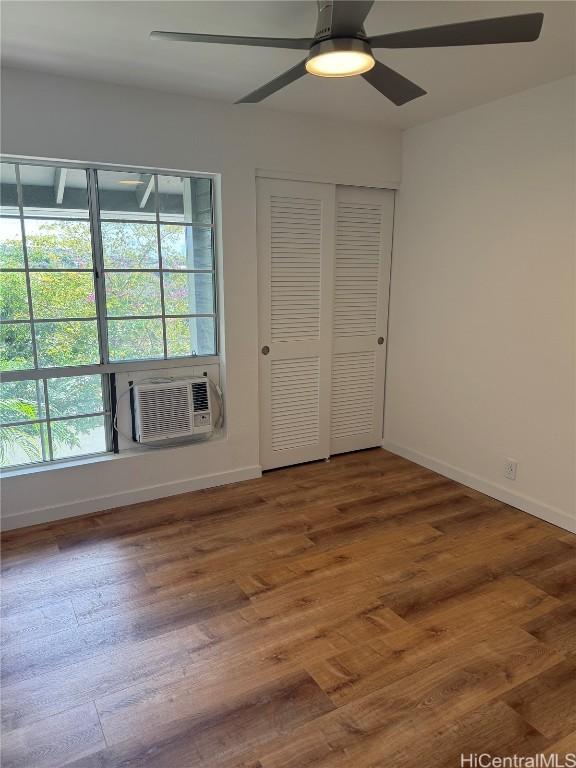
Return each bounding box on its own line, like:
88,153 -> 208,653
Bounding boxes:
154,5 -> 545,104
305,38 -> 375,78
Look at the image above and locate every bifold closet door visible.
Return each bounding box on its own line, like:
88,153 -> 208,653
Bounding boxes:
257,178 -> 335,470
330,186 -> 394,455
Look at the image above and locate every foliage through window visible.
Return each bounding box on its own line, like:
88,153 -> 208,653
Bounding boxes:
0,160 -> 217,468
0,375 -> 108,466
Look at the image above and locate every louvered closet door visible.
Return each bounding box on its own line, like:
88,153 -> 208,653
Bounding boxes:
257,178 -> 335,470
330,186 -> 394,455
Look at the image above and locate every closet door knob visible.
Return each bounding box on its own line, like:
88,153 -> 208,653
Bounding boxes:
261,345 -> 270,355
377,337 -> 384,345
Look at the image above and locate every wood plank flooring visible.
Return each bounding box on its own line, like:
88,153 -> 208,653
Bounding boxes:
1,448 -> 575,767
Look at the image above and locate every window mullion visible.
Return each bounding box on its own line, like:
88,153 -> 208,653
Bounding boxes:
100,371 -> 114,454
154,174 -> 168,359
42,378 -> 54,461
87,168 -> 109,365
34,379 -> 48,462
16,163 -> 47,459
87,169 -> 115,454
209,178 -> 219,356
14,164 -> 39,370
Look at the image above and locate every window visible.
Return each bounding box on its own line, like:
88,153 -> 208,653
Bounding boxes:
0,159 -> 218,469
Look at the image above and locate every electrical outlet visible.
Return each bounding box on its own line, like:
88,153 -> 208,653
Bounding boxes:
504,459 -> 518,480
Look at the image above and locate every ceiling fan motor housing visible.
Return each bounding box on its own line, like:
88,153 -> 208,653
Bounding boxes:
313,0 -> 370,41
309,37 -> 372,58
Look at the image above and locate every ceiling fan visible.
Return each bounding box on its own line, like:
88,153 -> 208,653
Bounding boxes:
151,1 -> 544,106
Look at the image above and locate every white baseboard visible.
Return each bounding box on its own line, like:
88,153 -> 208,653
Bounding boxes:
382,441 -> 576,535
1,465 -> 262,531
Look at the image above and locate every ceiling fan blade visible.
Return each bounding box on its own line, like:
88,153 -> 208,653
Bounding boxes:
325,1 -> 375,36
370,13 -> 544,48
236,60 -> 308,103
362,60 -> 426,106
150,31 -> 312,50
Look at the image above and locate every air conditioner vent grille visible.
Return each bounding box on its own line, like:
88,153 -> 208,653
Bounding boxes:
137,385 -> 191,441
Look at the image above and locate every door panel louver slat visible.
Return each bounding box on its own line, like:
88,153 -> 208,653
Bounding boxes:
270,193 -> 322,343
333,199 -> 384,340
331,352 -> 377,440
271,357 -> 320,451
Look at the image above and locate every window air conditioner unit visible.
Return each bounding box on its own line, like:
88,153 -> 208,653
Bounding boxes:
132,377 -> 213,443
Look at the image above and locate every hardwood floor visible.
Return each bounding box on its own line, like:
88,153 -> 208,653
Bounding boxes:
1,448 -> 575,768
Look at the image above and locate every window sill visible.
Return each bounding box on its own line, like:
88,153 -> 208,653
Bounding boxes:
0,431 -> 227,479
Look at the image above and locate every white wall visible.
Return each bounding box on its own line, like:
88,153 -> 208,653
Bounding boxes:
0,66 -> 401,529
385,76 -> 576,532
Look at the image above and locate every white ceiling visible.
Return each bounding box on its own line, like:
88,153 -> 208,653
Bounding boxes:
1,1 -> 575,128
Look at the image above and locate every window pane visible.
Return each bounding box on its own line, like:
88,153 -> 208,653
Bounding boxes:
1,272 -> 30,320
97,170 -> 156,221
163,272 -> 214,315
51,415 -> 106,460
165,316 -> 215,358
25,219 -> 93,269
195,316 -> 216,356
101,221 -> 158,269
0,380 -> 45,424
107,318 -> 163,361
158,176 -> 211,225
30,272 -> 96,319
0,422 -> 46,467
0,163 -> 19,215
0,218 -> 25,268
1,323 -> 34,370
35,320 -> 100,367
164,317 -> 195,358
47,375 -> 104,417
21,164 -> 88,218
105,271 -> 161,317
160,225 -> 213,270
